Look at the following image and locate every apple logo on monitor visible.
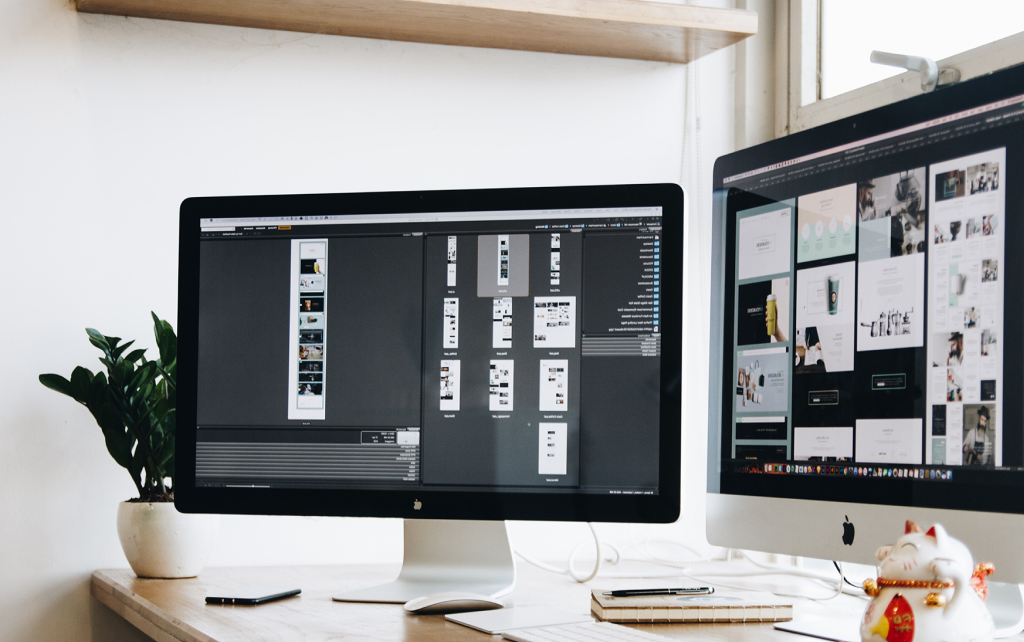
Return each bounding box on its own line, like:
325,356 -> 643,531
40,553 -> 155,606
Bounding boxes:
842,515 -> 855,545
413,499 -> 422,510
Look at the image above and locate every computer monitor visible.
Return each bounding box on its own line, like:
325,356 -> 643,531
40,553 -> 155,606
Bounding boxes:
708,63 -> 1024,631
176,183 -> 683,602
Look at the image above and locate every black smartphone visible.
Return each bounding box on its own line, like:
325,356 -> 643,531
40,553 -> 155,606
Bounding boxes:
205,588 -> 301,605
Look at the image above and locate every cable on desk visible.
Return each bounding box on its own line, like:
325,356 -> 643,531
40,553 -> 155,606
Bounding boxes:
513,528 -> 867,600
514,523 -> 617,582
514,523 -> 717,582
682,556 -> 862,601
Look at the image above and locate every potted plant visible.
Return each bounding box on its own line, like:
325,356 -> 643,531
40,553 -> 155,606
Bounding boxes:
40,313 -> 218,578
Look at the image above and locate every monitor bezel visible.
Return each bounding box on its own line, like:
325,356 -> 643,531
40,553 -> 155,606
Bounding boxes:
708,63 -> 1024,514
176,183 -> 683,523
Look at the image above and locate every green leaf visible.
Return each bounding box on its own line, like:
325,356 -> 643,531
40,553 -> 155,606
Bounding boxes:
105,389 -> 131,421
39,374 -> 74,398
127,362 -> 151,393
86,328 -> 108,349
156,437 -> 175,468
69,366 -> 94,403
155,365 -> 177,392
87,372 -> 109,413
105,432 -> 133,470
134,383 -> 156,415
152,313 -> 177,368
110,339 -> 135,361
139,380 -> 155,401
160,334 -> 176,368
110,360 -> 129,386
96,403 -> 133,469
151,396 -> 171,417
125,349 -> 147,363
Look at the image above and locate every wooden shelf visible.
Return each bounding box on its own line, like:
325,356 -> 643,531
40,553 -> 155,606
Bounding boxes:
75,0 -> 757,64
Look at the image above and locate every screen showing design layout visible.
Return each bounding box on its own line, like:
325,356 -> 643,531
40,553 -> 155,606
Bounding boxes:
716,92 -> 1024,507
195,207 -> 663,494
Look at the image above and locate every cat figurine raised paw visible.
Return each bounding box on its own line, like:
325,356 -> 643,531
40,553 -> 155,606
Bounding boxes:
861,521 -> 994,642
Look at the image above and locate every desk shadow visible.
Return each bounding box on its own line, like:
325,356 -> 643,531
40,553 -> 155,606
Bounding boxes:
90,589 -> 151,642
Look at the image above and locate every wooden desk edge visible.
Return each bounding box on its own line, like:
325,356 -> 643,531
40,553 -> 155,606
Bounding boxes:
92,570 -> 213,642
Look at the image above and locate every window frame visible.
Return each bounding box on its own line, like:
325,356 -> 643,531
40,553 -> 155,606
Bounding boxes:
777,0 -> 1024,137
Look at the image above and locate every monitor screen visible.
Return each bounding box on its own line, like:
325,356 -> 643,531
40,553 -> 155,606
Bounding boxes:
711,67 -> 1024,516
176,185 -> 682,522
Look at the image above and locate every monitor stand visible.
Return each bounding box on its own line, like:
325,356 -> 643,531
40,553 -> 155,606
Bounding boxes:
988,582 -> 1024,637
775,582 -> 1024,642
332,519 -> 517,604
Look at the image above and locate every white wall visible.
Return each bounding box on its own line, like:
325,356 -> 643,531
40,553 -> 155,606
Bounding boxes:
0,0 -> 738,639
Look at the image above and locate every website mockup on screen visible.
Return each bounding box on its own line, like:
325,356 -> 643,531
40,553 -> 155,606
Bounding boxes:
719,94 -> 1024,491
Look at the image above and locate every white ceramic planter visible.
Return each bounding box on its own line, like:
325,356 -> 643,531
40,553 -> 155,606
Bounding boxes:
116,501 -> 219,578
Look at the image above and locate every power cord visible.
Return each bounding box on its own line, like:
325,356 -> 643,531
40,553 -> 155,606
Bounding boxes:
513,524 -> 699,581
513,527 -> 866,602
513,523 -> 613,582
834,560 -> 863,589
679,556 -> 853,601
712,551 -> 863,599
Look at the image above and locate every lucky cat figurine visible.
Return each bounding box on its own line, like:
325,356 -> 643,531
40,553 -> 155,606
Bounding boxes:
861,521 -> 995,642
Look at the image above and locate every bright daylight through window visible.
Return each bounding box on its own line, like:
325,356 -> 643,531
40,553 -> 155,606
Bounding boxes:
820,0 -> 1024,99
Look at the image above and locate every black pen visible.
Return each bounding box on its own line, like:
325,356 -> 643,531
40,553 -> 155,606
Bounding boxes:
602,587 -> 714,597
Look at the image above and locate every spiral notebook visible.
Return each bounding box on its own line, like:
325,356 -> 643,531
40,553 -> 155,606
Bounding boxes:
590,589 -> 793,623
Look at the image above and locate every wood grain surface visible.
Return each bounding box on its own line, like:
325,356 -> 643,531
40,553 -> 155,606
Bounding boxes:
92,561 -> 871,642
74,0 -> 756,64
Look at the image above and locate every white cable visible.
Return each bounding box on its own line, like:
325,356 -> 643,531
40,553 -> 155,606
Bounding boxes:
720,551 -> 862,587
513,523 -> 614,583
681,571 -> 849,602
680,572 -> 848,601
682,558 -> 862,601
568,524 -> 603,582
514,530 -> 866,600
825,562 -> 847,601
612,549 -> 862,599
514,549 -> 573,575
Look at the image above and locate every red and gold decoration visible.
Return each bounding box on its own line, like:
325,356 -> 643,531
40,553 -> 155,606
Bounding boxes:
869,594 -> 915,642
864,567 -> 993,607
972,562 -> 995,601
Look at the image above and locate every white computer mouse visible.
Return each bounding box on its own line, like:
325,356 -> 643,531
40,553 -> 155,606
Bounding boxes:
403,591 -> 504,615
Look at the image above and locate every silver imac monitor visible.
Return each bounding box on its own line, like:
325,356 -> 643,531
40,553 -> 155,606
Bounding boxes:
175,184 -> 683,602
708,64 -> 1024,632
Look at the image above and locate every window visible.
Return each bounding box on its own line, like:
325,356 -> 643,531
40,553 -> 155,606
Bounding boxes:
778,0 -> 1024,135
821,1 -> 1024,100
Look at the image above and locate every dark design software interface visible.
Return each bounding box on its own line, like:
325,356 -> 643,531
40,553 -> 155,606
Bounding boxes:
720,93 -> 1024,489
195,207 -> 663,494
